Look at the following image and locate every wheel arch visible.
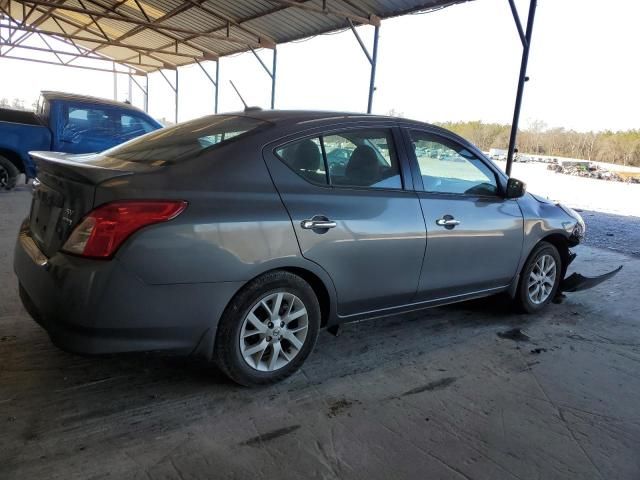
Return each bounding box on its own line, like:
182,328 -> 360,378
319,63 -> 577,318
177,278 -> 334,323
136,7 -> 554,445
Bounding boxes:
0,148 -> 25,173
509,232 -> 571,298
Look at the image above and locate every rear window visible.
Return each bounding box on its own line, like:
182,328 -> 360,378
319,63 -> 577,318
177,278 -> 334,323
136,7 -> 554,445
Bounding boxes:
102,115 -> 268,164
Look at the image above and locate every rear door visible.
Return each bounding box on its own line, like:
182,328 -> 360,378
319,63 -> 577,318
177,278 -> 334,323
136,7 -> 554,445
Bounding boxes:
403,128 -> 524,301
264,124 -> 426,317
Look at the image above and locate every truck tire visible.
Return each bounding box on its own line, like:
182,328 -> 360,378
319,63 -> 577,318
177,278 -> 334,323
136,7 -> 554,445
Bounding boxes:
0,155 -> 19,191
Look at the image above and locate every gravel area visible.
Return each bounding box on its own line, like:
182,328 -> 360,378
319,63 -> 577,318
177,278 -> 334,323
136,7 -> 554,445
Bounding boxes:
580,209 -> 640,258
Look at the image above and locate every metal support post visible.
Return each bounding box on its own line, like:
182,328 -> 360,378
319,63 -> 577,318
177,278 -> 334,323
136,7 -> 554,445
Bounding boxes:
249,46 -> 277,109
158,67 -> 179,124
128,72 -> 148,111
144,74 -> 149,112
112,61 -> 117,100
196,58 -> 220,114
349,20 -> 380,114
506,0 -> 537,176
271,47 -> 277,109
175,68 -> 179,123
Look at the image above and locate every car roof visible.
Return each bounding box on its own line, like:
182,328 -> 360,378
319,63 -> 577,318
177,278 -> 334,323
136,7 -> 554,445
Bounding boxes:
226,109 -> 467,144
41,91 -> 146,113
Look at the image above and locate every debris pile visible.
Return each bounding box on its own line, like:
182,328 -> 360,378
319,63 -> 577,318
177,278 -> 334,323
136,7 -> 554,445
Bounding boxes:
547,162 -> 640,183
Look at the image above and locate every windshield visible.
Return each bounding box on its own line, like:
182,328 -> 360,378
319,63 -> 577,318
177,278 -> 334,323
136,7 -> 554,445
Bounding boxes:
101,115 -> 269,165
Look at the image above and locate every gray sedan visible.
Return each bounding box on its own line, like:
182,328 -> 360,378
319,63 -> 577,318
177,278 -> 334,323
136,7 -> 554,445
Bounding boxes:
14,111 -> 586,386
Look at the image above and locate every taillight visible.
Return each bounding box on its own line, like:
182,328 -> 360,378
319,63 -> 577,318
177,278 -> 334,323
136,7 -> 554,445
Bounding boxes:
62,200 -> 187,259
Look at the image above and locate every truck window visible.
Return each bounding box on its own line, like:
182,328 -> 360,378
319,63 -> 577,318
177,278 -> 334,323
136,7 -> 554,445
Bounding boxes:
120,114 -> 157,140
62,106 -> 115,143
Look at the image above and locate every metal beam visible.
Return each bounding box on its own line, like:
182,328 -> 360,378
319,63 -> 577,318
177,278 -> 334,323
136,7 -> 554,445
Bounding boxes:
265,0 -> 380,26
184,0 -> 276,48
507,0 -> 527,48
0,51 -> 140,74
506,0 -> 537,177
0,39 -> 159,70
15,0 -> 263,49
0,21 -> 198,61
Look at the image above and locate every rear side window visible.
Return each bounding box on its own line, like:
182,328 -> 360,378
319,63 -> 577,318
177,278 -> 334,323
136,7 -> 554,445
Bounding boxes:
276,129 -> 402,190
62,106 -> 114,142
103,115 -> 269,164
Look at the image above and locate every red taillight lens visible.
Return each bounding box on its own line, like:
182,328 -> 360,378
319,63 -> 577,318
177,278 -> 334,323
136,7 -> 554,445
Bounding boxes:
62,200 -> 187,259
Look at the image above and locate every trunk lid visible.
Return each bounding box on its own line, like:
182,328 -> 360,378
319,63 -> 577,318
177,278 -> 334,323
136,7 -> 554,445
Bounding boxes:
28,151 -> 133,257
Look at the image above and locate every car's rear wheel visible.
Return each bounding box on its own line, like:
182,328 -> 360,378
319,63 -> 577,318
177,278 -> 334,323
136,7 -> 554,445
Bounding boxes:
214,271 -> 320,386
0,155 -> 19,191
515,241 -> 562,313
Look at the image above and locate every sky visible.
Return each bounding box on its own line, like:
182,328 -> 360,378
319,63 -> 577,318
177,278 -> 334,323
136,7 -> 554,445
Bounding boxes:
1,0 -> 638,132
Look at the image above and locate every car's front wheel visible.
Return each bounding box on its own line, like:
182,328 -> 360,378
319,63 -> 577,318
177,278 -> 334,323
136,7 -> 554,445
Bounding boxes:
214,271 -> 320,386
515,241 -> 562,313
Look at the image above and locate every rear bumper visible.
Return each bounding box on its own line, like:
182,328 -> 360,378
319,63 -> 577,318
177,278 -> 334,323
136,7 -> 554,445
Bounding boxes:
14,228 -> 242,358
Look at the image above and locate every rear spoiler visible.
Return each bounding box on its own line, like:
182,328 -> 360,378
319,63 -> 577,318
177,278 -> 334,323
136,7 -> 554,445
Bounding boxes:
29,151 -> 133,185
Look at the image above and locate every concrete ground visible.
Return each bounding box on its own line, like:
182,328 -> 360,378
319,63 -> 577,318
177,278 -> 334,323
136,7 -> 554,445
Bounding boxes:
1,187 -> 640,480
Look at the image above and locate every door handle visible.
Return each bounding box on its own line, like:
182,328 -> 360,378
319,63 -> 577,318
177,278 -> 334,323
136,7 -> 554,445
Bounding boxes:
436,216 -> 460,229
301,216 -> 337,230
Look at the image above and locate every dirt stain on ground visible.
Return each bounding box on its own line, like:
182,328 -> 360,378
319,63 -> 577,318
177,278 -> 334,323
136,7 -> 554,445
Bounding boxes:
240,425 -> 301,447
327,398 -> 361,418
497,328 -> 530,342
401,377 -> 457,397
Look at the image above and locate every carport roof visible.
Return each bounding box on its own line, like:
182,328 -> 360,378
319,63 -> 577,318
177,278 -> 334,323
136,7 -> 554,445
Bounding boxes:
0,0 -> 469,74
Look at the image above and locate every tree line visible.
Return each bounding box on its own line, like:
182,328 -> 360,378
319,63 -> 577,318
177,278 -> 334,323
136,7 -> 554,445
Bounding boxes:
435,120 -> 640,167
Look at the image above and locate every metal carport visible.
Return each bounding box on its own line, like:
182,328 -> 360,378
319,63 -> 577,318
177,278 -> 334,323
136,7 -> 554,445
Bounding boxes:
0,0 -> 537,174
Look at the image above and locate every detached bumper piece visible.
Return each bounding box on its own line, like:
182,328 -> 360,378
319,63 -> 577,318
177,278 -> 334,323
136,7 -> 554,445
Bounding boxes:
560,265 -> 623,293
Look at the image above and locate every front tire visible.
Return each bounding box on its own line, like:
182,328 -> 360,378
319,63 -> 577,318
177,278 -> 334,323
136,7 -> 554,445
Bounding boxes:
515,241 -> 562,313
0,155 -> 19,191
214,271 -> 320,386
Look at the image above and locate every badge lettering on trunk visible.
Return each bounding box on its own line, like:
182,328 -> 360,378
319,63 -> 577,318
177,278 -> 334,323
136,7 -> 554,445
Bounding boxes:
62,208 -> 74,226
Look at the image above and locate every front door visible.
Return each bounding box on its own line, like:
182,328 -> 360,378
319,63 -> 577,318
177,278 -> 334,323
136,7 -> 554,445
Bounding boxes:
264,126 -> 426,317
405,129 -> 524,302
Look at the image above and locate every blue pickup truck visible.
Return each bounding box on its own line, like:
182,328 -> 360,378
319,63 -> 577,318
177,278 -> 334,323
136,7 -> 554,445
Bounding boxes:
0,91 -> 162,190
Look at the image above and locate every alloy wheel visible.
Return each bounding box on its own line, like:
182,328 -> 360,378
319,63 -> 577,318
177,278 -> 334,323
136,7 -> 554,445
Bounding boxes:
239,291 -> 309,372
527,254 -> 557,304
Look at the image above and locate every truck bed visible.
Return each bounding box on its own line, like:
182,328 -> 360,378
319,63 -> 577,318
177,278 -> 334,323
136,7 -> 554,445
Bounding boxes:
0,108 -> 42,126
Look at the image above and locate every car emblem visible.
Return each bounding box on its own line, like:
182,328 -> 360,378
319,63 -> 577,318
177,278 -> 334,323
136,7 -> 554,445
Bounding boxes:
62,208 -> 74,225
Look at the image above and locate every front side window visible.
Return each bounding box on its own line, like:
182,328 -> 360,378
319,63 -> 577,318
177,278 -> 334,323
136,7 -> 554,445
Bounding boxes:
410,131 -> 498,196
276,128 -> 402,190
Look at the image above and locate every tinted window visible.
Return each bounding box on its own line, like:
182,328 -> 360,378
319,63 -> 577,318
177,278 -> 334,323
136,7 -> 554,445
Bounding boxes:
103,115 -> 269,164
410,131 -> 498,196
276,137 -> 327,185
325,130 -> 400,189
276,129 -> 401,190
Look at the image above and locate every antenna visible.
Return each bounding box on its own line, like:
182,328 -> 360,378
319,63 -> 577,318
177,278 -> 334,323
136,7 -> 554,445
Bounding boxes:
229,80 -> 248,109
229,80 -> 263,112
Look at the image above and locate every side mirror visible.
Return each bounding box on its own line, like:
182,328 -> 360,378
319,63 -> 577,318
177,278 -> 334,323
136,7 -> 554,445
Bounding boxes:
505,177 -> 526,198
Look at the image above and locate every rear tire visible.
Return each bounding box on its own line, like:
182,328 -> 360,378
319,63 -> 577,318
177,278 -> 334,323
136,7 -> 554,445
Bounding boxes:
514,241 -> 562,313
214,271 -> 320,386
0,155 -> 19,191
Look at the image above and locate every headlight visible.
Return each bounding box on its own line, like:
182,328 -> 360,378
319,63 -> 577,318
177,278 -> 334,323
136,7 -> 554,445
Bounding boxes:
558,203 -> 585,239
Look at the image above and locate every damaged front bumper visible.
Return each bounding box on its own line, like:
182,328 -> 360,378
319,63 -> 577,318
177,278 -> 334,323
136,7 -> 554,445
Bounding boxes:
559,250 -> 622,293
560,265 -> 623,293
